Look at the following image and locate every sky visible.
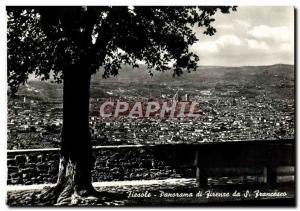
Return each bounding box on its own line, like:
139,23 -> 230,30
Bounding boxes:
191,6 -> 294,66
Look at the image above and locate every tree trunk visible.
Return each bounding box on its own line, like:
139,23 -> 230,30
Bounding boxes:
40,64 -> 96,205
61,64 -> 94,199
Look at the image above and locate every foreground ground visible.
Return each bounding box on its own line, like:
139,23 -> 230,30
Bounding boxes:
7,178 -> 295,206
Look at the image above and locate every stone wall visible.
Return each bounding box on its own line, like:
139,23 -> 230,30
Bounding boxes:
7,145 -> 197,185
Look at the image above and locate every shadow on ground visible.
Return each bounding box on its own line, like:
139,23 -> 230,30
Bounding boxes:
7,178 -> 295,206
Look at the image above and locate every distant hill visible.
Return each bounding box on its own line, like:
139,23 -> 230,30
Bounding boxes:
93,63 -> 294,86
12,64 -> 294,101
12,81 -> 63,102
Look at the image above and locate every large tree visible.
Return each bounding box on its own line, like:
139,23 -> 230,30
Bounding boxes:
7,6 -> 236,204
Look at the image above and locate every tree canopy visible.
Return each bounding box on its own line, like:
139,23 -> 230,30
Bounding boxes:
7,6 -> 237,205
7,6 -> 236,94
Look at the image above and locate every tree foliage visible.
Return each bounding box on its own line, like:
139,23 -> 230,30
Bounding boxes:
7,6 -> 236,94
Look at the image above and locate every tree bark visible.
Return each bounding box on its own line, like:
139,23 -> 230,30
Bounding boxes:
40,63 -> 96,204
60,63 -> 94,196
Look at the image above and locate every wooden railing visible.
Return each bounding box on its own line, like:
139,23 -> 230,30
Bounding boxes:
193,140 -> 295,187
7,139 -> 295,187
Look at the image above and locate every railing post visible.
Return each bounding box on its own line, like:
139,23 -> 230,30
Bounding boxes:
195,148 -> 208,188
266,164 -> 277,186
197,167 -> 208,188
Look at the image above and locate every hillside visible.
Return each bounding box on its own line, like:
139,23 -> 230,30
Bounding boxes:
93,64 -> 294,86
12,64 -> 294,101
